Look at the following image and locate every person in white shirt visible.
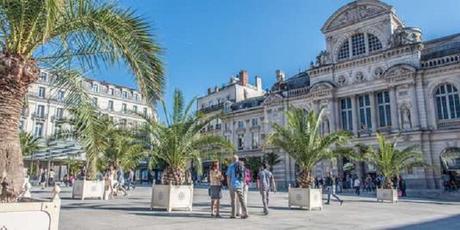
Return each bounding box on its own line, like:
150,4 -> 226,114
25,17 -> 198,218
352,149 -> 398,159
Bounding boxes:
354,177 -> 361,196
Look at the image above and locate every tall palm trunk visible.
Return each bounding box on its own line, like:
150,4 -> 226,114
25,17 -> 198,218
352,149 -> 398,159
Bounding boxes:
0,54 -> 39,200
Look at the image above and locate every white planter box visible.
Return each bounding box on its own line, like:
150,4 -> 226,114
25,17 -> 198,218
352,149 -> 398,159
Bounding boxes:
288,186 -> 323,211
377,188 -> 398,203
0,196 -> 61,230
151,184 -> 193,212
72,180 -> 104,200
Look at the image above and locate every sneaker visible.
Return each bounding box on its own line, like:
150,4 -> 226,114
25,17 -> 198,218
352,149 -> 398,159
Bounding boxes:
216,215 -> 222,218
230,216 -> 236,219
340,200 -> 344,206
241,214 -> 249,219
325,202 -> 330,205
263,210 -> 269,215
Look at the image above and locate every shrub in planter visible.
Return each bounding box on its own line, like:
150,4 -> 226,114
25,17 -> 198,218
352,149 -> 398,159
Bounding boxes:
267,108 -> 350,210
144,90 -> 233,212
363,133 -> 426,203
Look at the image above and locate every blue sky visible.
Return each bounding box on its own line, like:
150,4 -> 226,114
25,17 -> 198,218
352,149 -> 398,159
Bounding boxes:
90,0 -> 460,119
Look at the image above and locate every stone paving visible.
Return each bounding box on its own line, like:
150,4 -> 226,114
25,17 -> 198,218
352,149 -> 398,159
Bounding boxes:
34,186 -> 460,230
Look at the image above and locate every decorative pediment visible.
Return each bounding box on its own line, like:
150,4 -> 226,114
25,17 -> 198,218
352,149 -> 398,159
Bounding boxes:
383,64 -> 417,84
262,93 -> 284,106
321,0 -> 393,33
307,81 -> 335,99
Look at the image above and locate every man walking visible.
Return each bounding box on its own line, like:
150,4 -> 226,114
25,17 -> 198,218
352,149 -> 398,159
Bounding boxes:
354,176 -> 361,196
325,172 -> 343,205
226,155 -> 248,219
127,169 -> 135,190
257,163 -> 276,215
236,159 -> 251,216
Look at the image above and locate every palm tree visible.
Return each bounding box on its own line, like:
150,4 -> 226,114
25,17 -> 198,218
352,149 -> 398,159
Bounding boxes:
363,133 -> 426,189
267,107 -> 350,188
19,131 -> 42,157
19,131 -> 43,175
144,89 -> 234,185
0,0 -> 163,197
263,152 -> 282,172
99,123 -> 148,171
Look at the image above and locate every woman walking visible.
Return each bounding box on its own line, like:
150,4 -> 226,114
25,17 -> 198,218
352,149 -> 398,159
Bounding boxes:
209,161 -> 223,217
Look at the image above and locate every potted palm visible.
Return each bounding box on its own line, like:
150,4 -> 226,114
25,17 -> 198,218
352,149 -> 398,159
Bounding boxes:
69,107 -> 110,200
145,90 -> 233,212
0,1 -> 163,228
267,108 -> 350,210
98,124 -> 148,172
364,133 -> 426,203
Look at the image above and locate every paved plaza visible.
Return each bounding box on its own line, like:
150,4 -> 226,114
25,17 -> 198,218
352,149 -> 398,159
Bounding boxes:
32,186 -> 460,230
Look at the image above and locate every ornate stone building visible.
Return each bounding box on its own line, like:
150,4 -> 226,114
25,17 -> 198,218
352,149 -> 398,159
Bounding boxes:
198,0 -> 460,189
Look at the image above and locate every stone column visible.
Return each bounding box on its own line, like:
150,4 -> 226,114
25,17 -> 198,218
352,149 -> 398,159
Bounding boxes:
327,99 -> 336,132
369,92 -> 378,133
351,95 -> 358,136
389,87 -> 399,131
409,83 -> 420,129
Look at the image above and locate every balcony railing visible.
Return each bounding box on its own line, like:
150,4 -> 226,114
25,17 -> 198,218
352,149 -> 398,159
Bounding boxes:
199,103 -> 224,113
438,119 -> 460,128
32,112 -> 47,120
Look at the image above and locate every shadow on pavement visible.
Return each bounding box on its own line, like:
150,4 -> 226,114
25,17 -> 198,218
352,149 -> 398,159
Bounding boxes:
387,214 -> 460,230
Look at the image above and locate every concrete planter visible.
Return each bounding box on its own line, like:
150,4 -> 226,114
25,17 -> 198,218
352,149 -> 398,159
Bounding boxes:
377,188 -> 398,203
72,180 -> 104,200
0,195 -> 61,230
151,183 -> 193,212
288,186 -> 323,211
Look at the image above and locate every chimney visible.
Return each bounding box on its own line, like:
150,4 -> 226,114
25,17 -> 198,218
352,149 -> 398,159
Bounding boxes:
215,86 -> 219,92
276,70 -> 285,82
207,88 -> 212,95
255,76 -> 263,91
239,70 -> 248,86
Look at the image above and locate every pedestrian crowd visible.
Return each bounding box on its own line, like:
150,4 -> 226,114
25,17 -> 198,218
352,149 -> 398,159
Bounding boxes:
207,155 -> 277,219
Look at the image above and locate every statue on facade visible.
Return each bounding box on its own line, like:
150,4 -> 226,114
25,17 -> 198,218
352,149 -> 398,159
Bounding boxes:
392,27 -> 423,47
401,106 -> 412,130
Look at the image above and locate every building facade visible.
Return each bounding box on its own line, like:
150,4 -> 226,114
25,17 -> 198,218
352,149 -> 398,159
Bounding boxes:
198,0 -> 460,190
21,70 -> 155,163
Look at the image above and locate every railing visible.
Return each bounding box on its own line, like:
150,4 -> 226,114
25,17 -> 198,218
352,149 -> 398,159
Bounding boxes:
438,119 -> 460,128
421,54 -> 460,69
32,112 -> 47,120
199,103 -> 224,113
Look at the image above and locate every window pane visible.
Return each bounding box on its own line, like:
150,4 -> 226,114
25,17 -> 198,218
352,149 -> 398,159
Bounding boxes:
386,104 -> 392,126
436,97 -> 443,119
348,111 -> 353,131
455,94 -> 460,118
338,40 -> 350,60
366,107 -> 372,128
441,96 -> 448,119
351,33 -> 366,56
368,33 -> 382,52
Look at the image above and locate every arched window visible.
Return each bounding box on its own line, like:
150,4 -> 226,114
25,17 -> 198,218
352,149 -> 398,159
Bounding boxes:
435,83 -> 460,120
351,33 -> 366,56
338,40 -> 350,60
337,33 -> 383,61
368,33 -> 383,52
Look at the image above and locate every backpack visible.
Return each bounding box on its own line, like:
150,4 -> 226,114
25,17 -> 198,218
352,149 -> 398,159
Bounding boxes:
234,162 -> 245,181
